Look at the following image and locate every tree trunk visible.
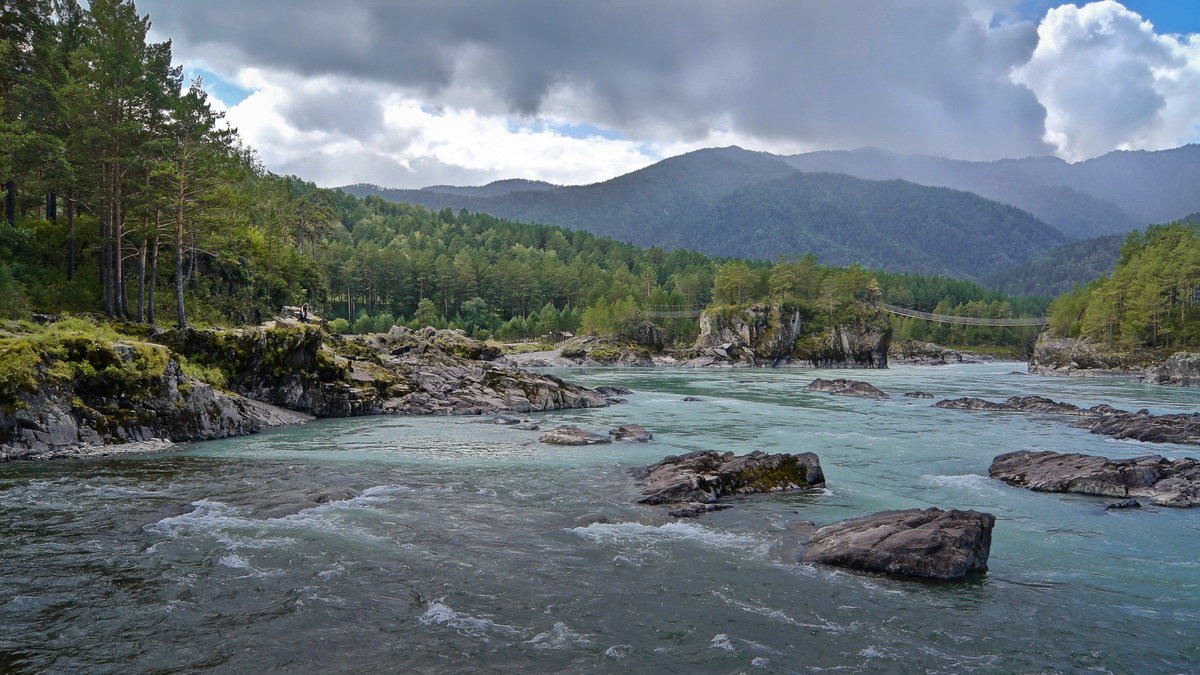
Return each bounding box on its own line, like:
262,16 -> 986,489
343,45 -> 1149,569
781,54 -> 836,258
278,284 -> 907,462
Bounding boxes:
175,205 -> 186,329
137,242 -> 146,323
148,236 -> 158,325
66,189 -> 76,281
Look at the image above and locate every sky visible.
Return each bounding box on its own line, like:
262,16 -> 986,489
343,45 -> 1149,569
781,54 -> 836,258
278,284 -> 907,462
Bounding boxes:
139,0 -> 1200,189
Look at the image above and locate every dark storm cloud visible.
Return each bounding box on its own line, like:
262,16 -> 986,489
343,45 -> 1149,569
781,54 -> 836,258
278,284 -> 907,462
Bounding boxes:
141,0 -> 1055,160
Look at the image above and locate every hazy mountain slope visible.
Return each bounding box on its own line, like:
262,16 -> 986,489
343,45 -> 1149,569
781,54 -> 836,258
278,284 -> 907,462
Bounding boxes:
782,149 -> 1134,239
982,234 -> 1126,297
783,145 -> 1200,240
342,146 -> 1068,280
676,173 -> 1069,279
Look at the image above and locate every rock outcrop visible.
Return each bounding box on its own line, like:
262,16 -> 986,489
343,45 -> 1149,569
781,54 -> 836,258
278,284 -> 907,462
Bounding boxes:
1145,352 -> 1200,387
903,391 -> 934,399
806,378 -> 889,399
934,395 -> 1123,416
1,320 -> 610,460
989,450 -> 1200,507
539,425 -> 613,446
684,303 -> 890,368
632,450 -> 825,516
801,508 -> 995,579
1029,334 -> 1153,379
0,334 -> 310,460
1069,410 -> 1200,446
889,341 -> 994,366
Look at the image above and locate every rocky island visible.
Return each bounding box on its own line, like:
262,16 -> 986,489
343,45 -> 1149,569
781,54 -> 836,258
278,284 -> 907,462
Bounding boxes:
0,314 -> 609,461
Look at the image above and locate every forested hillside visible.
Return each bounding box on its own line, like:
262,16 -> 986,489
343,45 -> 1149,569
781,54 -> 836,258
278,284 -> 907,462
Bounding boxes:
1049,221 -> 1200,350
345,148 -> 1069,280
982,234 -> 1127,298
0,0 -> 1047,355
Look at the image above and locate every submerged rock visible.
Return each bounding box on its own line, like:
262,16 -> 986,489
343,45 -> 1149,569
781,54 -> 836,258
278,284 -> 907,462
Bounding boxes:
608,424 -> 653,442
1105,499 -> 1142,510
988,450 -> 1200,507
594,385 -> 634,397
681,396 -> 704,402
903,391 -> 934,399
934,395 -> 1124,417
492,414 -> 524,425
632,450 -> 825,513
806,378 -> 889,399
801,508 -> 995,579
668,503 -> 734,518
539,425 -> 613,446
1070,410 -> 1200,446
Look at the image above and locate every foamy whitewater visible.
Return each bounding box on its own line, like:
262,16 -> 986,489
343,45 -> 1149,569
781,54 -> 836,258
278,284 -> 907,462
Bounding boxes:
1,363 -> 1198,671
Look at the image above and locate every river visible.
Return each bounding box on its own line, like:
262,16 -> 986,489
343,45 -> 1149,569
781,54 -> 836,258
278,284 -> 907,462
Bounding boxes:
1,363 -> 1198,672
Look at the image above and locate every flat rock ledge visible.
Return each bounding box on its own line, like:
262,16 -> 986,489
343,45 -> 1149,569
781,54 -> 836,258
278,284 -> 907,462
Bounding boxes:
1069,411 -> 1200,446
989,450 -> 1200,507
801,508 -> 995,580
934,395 -> 1123,416
632,450 -> 825,517
935,396 -> 1200,446
539,425 -> 613,446
806,378 -> 889,400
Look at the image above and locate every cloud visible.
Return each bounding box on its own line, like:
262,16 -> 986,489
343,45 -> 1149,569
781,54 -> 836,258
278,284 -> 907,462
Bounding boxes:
1012,0 -> 1200,160
141,1 -> 1199,187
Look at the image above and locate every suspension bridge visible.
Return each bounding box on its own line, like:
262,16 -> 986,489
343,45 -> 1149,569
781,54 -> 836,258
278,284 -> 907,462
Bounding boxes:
641,303 -> 1048,326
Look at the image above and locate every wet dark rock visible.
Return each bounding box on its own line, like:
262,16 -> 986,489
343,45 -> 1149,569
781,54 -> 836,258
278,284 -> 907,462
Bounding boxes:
1105,499 -> 1142,510
492,415 -> 524,425
511,422 -> 541,431
989,450 -> 1200,507
539,425 -> 613,446
595,385 -> 634,397
668,503 -> 734,518
801,508 -> 995,579
806,378 -> 889,400
934,395 -> 1125,417
633,450 -> 825,511
682,396 -> 704,402
903,391 -> 934,399
1070,410 -> 1200,446
608,424 -> 653,442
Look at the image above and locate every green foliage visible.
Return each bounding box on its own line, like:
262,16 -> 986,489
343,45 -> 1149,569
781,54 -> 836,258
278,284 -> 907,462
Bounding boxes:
1049,222 -> 1200,350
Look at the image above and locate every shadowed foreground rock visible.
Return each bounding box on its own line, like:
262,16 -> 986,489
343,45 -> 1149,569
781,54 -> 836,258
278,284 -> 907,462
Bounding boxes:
806,378 -> 889,399
801,508 -> 995,579
632,450 -> 825,516
539,425 -> 613,446
989,450 -> 1200,507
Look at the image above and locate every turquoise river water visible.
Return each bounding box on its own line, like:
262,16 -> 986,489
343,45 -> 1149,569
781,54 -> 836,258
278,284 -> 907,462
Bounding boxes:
1,363 -> 1198,673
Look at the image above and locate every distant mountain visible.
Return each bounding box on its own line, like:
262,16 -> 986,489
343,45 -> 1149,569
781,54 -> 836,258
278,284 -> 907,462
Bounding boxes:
983,211 -> 1200,297
342,147 -> 1068,280
982,234 -> 1126,297
674,172 -> 1068,279
782,145 -> 1200,240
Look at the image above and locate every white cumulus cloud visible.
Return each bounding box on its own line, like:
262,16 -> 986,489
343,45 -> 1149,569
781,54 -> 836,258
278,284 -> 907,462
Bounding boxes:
1013,0 -> 1200,161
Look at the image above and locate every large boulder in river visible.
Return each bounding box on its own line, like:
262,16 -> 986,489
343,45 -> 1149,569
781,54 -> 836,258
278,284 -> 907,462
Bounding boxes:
608,424 -> 653,442
1145,352 -> 1200,386
1029,334 -> 1153,379
989,450 -> 1200,507
539,425 -> 613,446
801,508 -> 995,579
632,450 -> 825,512
806,378 -> 889,399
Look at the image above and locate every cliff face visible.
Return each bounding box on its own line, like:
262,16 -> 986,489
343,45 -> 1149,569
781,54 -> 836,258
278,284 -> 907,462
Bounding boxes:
689,303 -> 890,368
0,321 -> 608,460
